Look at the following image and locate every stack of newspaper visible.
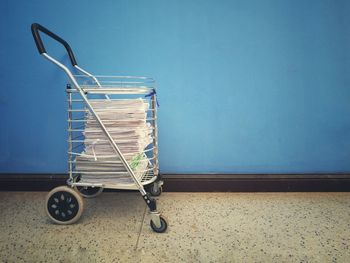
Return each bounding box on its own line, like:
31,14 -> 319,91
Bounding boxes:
75,98 -> 152,184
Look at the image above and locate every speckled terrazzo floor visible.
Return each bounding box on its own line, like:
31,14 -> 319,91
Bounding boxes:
0,192 -> 349,263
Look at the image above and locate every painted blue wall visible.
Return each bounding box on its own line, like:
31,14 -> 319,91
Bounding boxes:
1,0 -> 349,173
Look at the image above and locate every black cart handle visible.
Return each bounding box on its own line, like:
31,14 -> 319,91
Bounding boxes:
31,23 -> 78,66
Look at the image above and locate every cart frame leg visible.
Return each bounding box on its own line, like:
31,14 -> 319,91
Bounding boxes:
149,211 -> 162,228
142,193 -> 157,211
142,193 -> 162,228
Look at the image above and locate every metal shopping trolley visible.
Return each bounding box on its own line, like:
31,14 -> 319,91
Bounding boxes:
31,23 -> 167,233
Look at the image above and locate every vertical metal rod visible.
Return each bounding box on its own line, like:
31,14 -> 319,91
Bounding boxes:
151,95 -> 159,174
67,91 -> 73,180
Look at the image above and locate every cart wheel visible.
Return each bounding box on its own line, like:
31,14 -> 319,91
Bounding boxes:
46,186 -> 83,225
75,185 -> 103,198
73,175 -> 103,198
148,182 -> 163,197
150,216 -> 168,233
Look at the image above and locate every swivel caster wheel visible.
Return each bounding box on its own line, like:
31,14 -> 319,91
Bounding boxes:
150,216 -> 168,233
73,175 -> 104,198
147,181 -> 163,197
46,186 -> 84,225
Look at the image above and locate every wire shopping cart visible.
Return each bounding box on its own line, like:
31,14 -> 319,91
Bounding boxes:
31,23 -> 167,233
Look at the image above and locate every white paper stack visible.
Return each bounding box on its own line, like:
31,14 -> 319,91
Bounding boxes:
75,98 -> 152,184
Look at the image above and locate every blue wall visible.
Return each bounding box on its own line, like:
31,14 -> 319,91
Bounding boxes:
1,0 -> 349,173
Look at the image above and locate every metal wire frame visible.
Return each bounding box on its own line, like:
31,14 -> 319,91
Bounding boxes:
66,77 -> 159,190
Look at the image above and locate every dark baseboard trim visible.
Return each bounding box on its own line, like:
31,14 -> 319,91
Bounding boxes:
164,174 -> 350,192
0,173 -> 349,192
0,174 -> 67,191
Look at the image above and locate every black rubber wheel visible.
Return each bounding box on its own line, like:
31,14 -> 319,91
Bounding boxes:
148,182 -> 163,197
150,216 -> 168,233
46,186 -> 83,225
73,175 -> 103,198
75,185 -> 103,198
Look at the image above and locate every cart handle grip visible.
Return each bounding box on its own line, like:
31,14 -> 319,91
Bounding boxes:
31,23 -> 78,66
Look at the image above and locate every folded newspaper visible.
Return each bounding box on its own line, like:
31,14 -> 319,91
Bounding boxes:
75,98 -> 152,184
